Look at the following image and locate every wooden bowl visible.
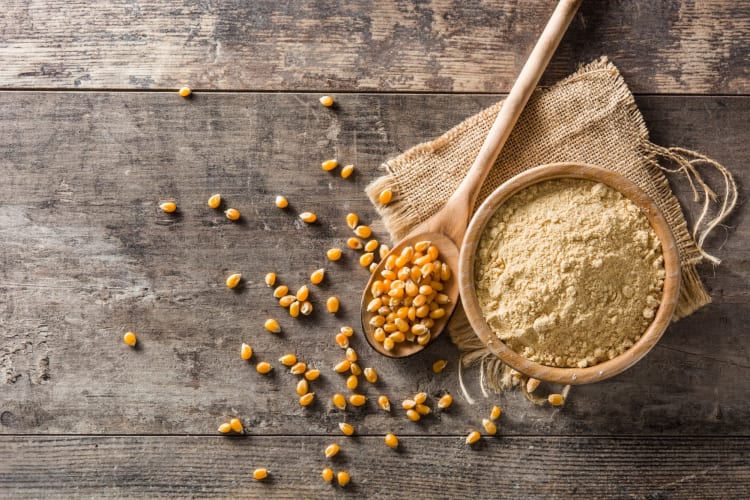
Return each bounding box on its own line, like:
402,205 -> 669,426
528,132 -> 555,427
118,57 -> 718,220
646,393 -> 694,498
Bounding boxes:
458,163 -> 681,385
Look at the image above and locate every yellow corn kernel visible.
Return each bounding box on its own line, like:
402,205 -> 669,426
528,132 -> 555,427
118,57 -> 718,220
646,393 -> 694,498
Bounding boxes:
289,301 -> 300,317
526,378 -> 540,393
224,208 -> 240,221
369,314 -> 385,328
366,298 -> 382,313
406,409 -> 420,422
123,331 -> 137,347
273,285 -> 289,298
411,323 -> 428,336
440,262 -> 452,281
332,393 -> 347,410
429,308 -> 446,319
402,399 -> 416,410
364,239 -> 379,252
319,95 -> 334,107
415,403 -> 431,416
299,212 -> 317,223
241,343 -> 253,361
300,300 -> 313,316
354,225 -> 372,239
305,368 -> 320,381
359,253 -> 374,267
279,294 -> 295,308
218,422 -> 231,434
321,159 -> 338,171
378,395 -> 391,411
333,360 -> 351,373
388,331 -> 405,343
290,362 -> 307,375
339,422 -> 355,436
345,347 -> 357,363
379,244 -> 390,260
340,164 -> 354,179
363,367 -> 378,384
159,201 -> 177,213
296,285 -> 309,302
437,393 -> 453,409
337,471 -> 350,487
264,318 -> 281,333
340,326 -> 354,337
548,393 -> 565,406
412,240 -> 428,252
490,405 -> 502,420
327,247 -> 343,261
279,354 -> 297,366
207,194 -> 221,209
275,195 -> 289,208
263,272 -> 276,287
256,362 -> 272,374
346,375 -> 358,390
346,213 -> 359,230
310,268 -> 325,285
178,86 -> 191,97
297,378 -> 309,396
349,362 -> 362,376
414,392 -> 427,405
349,394 -> 366,407
432,359 -> 447,374
299,392 -> 315,406
482,418 -> 497,435
325,443 -> 340,458
335,332 -> 349,349
378,188 -> 393,205
252,468 -> 268,481
322,467 -> 334,482
466,430 -> 481,445
347,237 -> 363,250
382,336 -> 395,351
384,433 -> 398,449
435,293 -> 450,305
225,273 -> 242,289
229,418 -> 243,433
416,332 -> 431,346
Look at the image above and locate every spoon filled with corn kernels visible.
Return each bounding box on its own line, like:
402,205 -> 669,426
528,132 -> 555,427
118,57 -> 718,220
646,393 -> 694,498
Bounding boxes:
361,0 -> 583,357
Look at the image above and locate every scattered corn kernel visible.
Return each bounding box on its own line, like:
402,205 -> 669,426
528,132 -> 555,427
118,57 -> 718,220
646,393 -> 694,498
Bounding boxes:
406,409 -> 420,422
437,393 -> 453,409
466,430 -> 481,445
305,368 -> 321,381
526,378 -> 540,393
256,361 -> 272,374
340,326 -> 354,337
321,159 -> 338,172
290,362 -> 307,375
548,393 -> 565,406
299,392 -> 315,406
300,300 -> 314,316
490,405 -> 502,420
364,239 -> 379,252
279,294 -> 295,307
333,360 -> 351,373
230,418 -> 243,433
289,301 -> 300,317
332,393 -> 347,410
226,273 -> 242,289
224,208 -> 240,221
264,272 -> 276,286
337,471 -> 350,487
349,394 -> 366,407
326,296 -> 340,314
345,347 -> 357,362
264,318 -> 281,333
319,95 -> 334,107
299,212 -> 317,223
482,418 -> 497,435
178,86 -> 191,97
123,331 -> 137,347
359,252 -> 374,267
273,285 -> 289,298
297,378 -> 309,396
378,188 -> 393,205
325,443 -> 340,458
335,333 -> 349,349
384,433 -> 398,449
340,164 -> 354,179
339,422 -> 355,436
345,213 -> 359,230
432,359 -> 448,374
241,343 -> 253,361
354,225 -> 372,239
378,395 -> 391,411
310,268 -> 325,285
275,195 -> 289,208
414,392 -> 427,405
279,354 -> 297,366
327,248 -> 343,261
207,194 -> 221,209
346,375 -> 358,390
322,467 -> 334,482
349,362 -> 361,376
218,423 -> 231,434
402,399 -> 416,410
159,201 -> 177,213
347,237 -> 363,250
415,403 -> 431,416
296,285 -> 309,302
363,367 -> 378,384
252,468 -> 268,481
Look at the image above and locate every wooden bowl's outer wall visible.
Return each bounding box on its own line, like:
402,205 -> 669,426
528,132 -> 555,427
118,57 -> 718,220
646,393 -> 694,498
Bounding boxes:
458,163 -> 682,385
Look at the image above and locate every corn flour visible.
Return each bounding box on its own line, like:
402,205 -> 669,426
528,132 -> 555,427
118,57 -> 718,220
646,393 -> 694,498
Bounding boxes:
474,178 -> 665,368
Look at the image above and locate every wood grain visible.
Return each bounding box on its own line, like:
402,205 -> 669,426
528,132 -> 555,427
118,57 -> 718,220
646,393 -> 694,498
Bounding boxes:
0,0 -> 748,93
0,92 -> 747,437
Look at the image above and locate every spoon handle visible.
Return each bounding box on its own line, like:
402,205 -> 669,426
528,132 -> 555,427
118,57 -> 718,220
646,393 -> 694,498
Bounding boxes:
447,0 -> 583,230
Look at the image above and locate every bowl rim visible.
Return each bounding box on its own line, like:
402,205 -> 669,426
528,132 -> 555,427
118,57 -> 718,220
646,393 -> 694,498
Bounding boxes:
457,162 -> 682,385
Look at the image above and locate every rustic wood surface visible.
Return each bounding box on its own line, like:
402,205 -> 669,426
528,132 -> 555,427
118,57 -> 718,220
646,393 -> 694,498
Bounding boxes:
1,1 -> 749,497
0,0 -> 748,93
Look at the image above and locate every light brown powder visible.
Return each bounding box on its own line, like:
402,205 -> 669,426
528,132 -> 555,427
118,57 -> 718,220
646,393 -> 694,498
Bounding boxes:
474,178 -> 665,368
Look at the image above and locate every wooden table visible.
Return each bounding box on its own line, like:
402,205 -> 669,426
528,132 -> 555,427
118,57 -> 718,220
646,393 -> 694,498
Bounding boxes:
1,1 -> 748,497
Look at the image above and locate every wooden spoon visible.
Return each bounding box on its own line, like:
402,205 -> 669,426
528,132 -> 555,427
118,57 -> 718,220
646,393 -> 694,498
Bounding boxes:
362,0 -> 584,358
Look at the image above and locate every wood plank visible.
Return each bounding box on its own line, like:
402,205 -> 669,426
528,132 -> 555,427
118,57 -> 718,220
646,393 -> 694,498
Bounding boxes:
0,435 -> 747,498
0,92 -> 747,436
1,1 -> 748,93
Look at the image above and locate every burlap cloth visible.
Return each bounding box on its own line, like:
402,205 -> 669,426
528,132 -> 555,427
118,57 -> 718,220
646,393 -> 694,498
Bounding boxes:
366,57 -> 737,401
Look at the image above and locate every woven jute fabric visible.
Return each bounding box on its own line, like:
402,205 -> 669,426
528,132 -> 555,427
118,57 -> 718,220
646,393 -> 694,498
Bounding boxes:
366,57 -> 736,397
